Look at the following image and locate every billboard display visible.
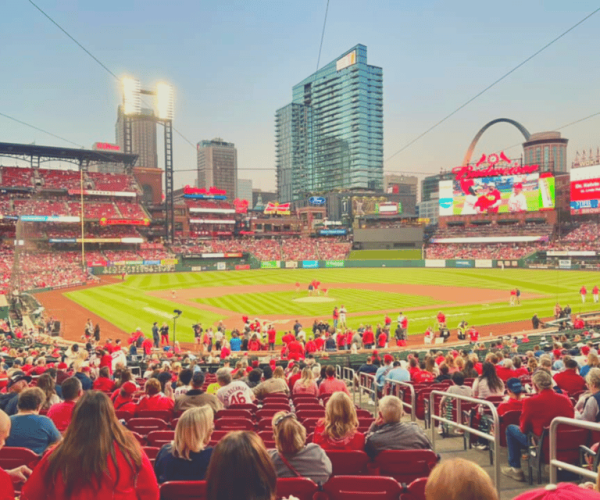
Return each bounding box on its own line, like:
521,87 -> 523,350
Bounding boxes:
439,169 -> 555,216
570,164 -> 600,214
352,196 -> 402,216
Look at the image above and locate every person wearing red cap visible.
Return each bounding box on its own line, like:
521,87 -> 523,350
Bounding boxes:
375,355 -> 395,394
508,181 -> 527,212
111,382 -> 138,413
502,370 -> 574,482
513,483 -> 600,500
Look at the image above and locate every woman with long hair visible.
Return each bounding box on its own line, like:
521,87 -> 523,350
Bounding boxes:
206,431 -> 277,500
473,362 -> 504,399
292,367 -> 318,396
21,391 -> 158,500
154,406 -> 214,483
462,359 -> 479,379
37,373 -> 61,410
313,392 -> 364,450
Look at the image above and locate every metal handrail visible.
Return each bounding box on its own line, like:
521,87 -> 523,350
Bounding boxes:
549,417 -> 600,483
429,390 -> 501,493
384,379 -> 416,422
359,372 -> 378,417
342,367 -> 356,403
335,365 -> 342,379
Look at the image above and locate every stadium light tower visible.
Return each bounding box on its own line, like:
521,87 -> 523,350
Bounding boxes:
121,78 -> 175,242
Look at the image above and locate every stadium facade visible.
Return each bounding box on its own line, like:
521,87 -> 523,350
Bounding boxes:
275,44 -> 384,202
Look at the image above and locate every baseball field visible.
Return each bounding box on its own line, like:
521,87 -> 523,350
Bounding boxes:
33,268 -> 600,345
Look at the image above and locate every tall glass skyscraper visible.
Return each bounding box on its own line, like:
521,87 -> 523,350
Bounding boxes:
276,44 -> 383,202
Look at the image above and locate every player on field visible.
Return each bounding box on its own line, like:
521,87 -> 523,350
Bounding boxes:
581,285 -> 587,304
339,305 -> 347,328
594,285 -> 599,303
436,311 -> 446,329
509,288 -> 516,306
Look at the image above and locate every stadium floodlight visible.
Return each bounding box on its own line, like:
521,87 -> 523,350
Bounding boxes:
122,77 -> 141,116
156,82 -> 174,121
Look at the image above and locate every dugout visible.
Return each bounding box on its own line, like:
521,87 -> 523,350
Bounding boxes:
353,227 -> 424,250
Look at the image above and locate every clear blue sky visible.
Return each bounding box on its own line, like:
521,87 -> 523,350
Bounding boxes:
1,0 -> 599,192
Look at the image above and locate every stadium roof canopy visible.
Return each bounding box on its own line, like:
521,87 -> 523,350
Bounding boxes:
0,142 -> 138,169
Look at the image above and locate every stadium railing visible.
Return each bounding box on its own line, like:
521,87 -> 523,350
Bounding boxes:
358,373 -> 378,417
429,390 -> 501,493
549,417 -> 600,484
384,379 -> 416,422
341,367 -> 356,403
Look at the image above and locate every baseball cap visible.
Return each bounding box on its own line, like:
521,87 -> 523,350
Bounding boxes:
57,362 -> 68,370
514,182 -> 523,190
582,346 -> 591,355
513,483 -> 600,500
7,371 -> 32,388
384,354 -> 394,364
553,349 -> 562,359
121,381 -> 137,394
506,378 -> 523,395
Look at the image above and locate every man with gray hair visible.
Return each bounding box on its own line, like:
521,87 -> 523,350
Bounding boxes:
215,367 -> 255,408
502,369 -> 574,482
364,395 -> 432,458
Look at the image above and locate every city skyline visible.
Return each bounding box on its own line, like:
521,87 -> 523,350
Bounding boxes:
2,1 -> 600,194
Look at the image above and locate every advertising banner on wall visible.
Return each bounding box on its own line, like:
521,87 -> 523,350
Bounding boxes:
285,261 -> 298,269
570,164 -> 600,214
455,260 -> 474,268
302,260 -> 319,269
475,259 -> 493,268
352,196 -> 402,216
320,229 -> 347,236
67,189 -> 136,198
261,261 -> 280,269
425,259 -> 446,268
559,259 -> 572,269
324,260 -> 345,268
235,264 -> 251,271
217,262 -> 226,271
547,250 -> 596,257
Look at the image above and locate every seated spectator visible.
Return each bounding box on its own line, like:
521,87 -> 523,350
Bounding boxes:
0,371 -> 31,416
365,395 -> 432,458
387,360 -> 411,382
36,373 -> 61,411
206,431 -> 279,500
440,372 -> 472,413
0,410 -> 32,500
253,366 -> 289,399
245,369 -> 263,389
215,368 -> 255,408
497,378 -> 524,416
73,362 -> 93,391
435,364 -> 452,383
174,371 -> 222,414
112,381 -> 138,413
576,368 -> 600,421
313,392 -> 364,451
473,362 -> 504,399
21,391 -> 158,499
293,367 -> 319,396
495,359 -> 515,382
5,387 -> 61,454
318,365 -> 349,397
136,378 -> 174,413
47,378 -> 82,433
425,458 -> 498,500
462,359 -> 479,379
269,412 -> 332,485
154,406 -> 214,483
502,369 -> 574,482
554,356 -> 586,394
580,352 -> 600,378
174,368 -> 193,396
92,366 -> 115,393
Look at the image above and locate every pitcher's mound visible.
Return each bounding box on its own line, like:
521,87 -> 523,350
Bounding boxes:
293,296 -> 335,303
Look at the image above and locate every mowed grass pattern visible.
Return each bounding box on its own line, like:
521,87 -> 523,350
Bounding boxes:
195,289 -> 446,317
64,268 -> 600,343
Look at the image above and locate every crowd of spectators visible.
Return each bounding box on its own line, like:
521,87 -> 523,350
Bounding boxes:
426,242 -> 545,260
88,172 -> 138,192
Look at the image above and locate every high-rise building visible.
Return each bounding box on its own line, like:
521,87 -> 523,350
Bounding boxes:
384,174 -> 418,196
237,179 -> 253,203
276,44 -> 383,202
523,131 -> 568,173
197,138 -> 238,198
115,106 -> 158,169
421,172 -> 454,203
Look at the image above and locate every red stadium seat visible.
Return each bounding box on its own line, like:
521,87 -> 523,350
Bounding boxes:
128,418 -> 169,435
0,446 -> 39,471
400,477 -> 428,500
142,446 -> 161,463
137,410 -> 173,421
356,409 -> 374,419
262,403 -> 291,412
321,475 -> 402,500
159,481 -> 206,500
326,450 -> 370,475
115,410 -> 134,422
295,403 -> 324,412
300,418 -> 319,434
292,396 -> 319,405
256,408 -> 281,420
258,418 -> 275,431
131,431 -> 146,446
229,403 -> 258,412
214,418 -> 255,431
216,408 -> 254,421
296,409 -> 325,421
370,450 -> 438,483
147,430 -> 175,448
276,477 -> 318,500
263,393 -> 290,401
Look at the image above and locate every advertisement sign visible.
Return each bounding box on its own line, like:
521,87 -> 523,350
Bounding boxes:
325,260 -> 345,268
264,202 -> 291,216
183,186 -> 227,196
352,197 -> 402,216
99,218 -> 149,226
233,198 -> 249,214
87,260 -> 107,267
161,259 -> 178,266
200,252 -> 243,259
189,208 -> 235,214
559,259 -> 572,269
261,261 -> 280,269
191,266 -> 203,271
285,261 -> 298,269
143,260 -> 161,265
49,238 -> 77,243
67,189 -> 135,198
140,243 -> 163,250
217,262 -> 226,271
319,229 -> 347,236
430,236 -> 547,244
189,219 -> 236,224
455,260 -> 474,268
93,142 -> 121,151
302,260 -> 319,269
336,50 -> 356,71
22,215 -> 80,223
475,259 -> 493,268
309,196 -> 326,205
425,259 -> 446,268
235,264 -> 251,271
570,164 -> 600,214
77,238 -> 121,243
104,264 -> 175,275
439,153 -> 554,216
547,250 -> 596,257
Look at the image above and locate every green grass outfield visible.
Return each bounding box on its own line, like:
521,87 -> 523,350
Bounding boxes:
348,249 -> 422,260
64,268 -> 600,343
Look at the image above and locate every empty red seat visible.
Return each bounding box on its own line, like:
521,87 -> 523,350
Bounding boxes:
159,481 -> 206,500
294,403 -> 323,412
356,409 -> 374,419
137,410 -> 173,421
262,403 -> 291,411
263,393 -> 290,401
301,418 -> 319,434
214,418 -> 255,431
115,410 -> 134,422
296,409 -> 325,421
276,477 -> 318,500
292,396 -> 319,404
216,409 -> 253,421
128,418 -> 169,435
131,431 -> 146,446
400,477 -> 427,500
370,450 -> 438,483
256,408 -> 281,420
147,430 -> 175,448
142,446 -> 161,463
229,403 -> 258,412
258,418 -> 274,431
322,475 -> 402,500
327,450 -> 370,475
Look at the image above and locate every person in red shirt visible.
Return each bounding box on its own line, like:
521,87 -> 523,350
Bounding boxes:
220,341 -> 231,359
103,340 -> 115,354
93,366 -> 115,393
484,183 -> 502,213
497,378 -> 524,417
436,312 -> 446,328
281,331 -> 294,345
318,366 -> 349,396
495,359 -> 516,382
573,316 -> 585,329
377,331 -> 387,348
554,357 -> 586,395
248,334 -> 262,352
511,357 -> 529,378
267,326 -> 277,351
336,332 -> 346,351
362,328 -> 375,349
98,349 -> 113,375
468,326 -> 479,343
384,315 -> 391,327
314,334 -> 325,352
305,337 -> 317,354
111,382 -> 138,413
136,378 -> 174,414
242,315 -> 249,324
594,285 -> 600,304
47,377 -> 83,433
581,285 -> 588,303
502,369 -> 574,482
313,392 -> 365,450
287,338 -> 305,361
142,337 -> 153,358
